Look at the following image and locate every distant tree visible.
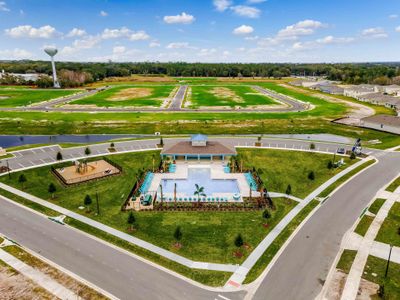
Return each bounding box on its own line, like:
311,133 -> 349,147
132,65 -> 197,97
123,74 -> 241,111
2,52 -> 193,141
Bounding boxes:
160,137 -> 164,146
286,184 -> 292,195
234,234 -> 244,247
308,171 -> 315,180
327,160 -> 334,169
85,147 -> 91,156
56,152 -> 63,161
310,143 -> 316,150
84,194 -> 92,212
127,211 -> 136,230
110,142 -> 115,148
174,226 -> 182,241
48,183 -> 56,199
350,152 -> 356,160
262,209 -> 271,219
18,174 -> 27,189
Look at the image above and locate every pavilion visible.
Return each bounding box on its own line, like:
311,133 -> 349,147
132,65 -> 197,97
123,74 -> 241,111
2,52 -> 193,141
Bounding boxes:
161,134 -> 237,161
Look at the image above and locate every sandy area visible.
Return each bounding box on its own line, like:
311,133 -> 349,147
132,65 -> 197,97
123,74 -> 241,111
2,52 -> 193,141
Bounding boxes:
0,96 -> 10,100
210,87 -> 244,103
108,87 -> 153,101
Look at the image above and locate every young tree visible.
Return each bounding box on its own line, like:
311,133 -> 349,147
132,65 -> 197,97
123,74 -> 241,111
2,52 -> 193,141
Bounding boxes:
127,211 -> 136,230
159,137 -> 164,147
286,184 -> 292,195
327,160 -> 334,169
84,194 -> 92,212
234,234 -> 244,248
350,152 -> 356,160
310,143 -> 316,150
56,152 -> 63,161
85,147 -> 91,156
262,209 -> 271,219
48,183 -> 56,199
110,142 -> 115,148
174,226 -> 182,241
308,171 -> 315,180
18,174 -> 27,189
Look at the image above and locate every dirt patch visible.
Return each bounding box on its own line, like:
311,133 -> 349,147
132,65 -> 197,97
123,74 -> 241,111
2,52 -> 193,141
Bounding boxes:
0,96 -> 10,100
356,278 -> 379,300
108,88 -> 153,101
210,87 -> 244,103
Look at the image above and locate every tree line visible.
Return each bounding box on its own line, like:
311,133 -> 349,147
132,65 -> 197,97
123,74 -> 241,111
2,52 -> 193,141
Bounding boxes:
1,60 -> 400,85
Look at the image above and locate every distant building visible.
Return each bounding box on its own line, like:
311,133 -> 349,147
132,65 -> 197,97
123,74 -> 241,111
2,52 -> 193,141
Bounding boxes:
316,84 -> 344,95
344,86 -> 376,99
0,70 -> 40,82
383,84 -> 400,96
361,115 -> 400,134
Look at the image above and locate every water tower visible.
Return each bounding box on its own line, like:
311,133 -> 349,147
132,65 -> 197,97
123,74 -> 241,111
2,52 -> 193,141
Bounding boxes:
44,47 -> 60,88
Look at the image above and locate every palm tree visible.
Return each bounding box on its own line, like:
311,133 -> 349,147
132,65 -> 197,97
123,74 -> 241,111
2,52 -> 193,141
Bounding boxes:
194,184 -> 206,203
159,184 -> 163,208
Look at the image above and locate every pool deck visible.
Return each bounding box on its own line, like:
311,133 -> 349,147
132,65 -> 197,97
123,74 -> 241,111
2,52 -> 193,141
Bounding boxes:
148,161 -> 259,201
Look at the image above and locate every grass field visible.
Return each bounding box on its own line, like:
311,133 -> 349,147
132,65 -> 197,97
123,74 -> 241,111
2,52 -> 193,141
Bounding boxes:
386,176 -> 400,192
188,85 -> 278,108
354,215 -> 374,236
72,85 -> 176,107
238,148 -> 356,198
362,255 -> 400,299
369,198 -> 386,215
0,150 -> 304,264
0,88 -> 80,107
336,249 -> 357,273
375,202 -> 400,247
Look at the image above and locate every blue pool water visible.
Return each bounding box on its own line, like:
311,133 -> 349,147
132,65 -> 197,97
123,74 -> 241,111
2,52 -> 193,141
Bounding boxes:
162,168 -> 239,196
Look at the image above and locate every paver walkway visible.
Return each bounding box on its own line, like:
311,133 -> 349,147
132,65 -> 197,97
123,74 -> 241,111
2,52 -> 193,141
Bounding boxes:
340,191 -> 400,300
0,247 -> 77,300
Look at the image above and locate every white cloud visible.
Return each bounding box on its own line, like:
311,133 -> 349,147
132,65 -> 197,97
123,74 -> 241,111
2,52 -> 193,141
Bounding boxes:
5,25 -> 58,39
149,41 -> 161,48
396,26 -> 400,32
245,35 -> 259,41
166,42 -> 196,49
0,48 -> 32,59
0,1 -> 10,12
231,5 -> 261,18
100,10 -> 108,17
316,35 -> 354,44
72,35 -> 101,49
362,27 -> 388,39
389,14 -> 398,19
233,25 -> 254,35
113,46 -> 126,54
163,12 -> 195,24
66,28 -> 86,38
197,48 -> 217,56
277,20 -> 324,39
101,27 -> 150,40
213,0 -> 232,12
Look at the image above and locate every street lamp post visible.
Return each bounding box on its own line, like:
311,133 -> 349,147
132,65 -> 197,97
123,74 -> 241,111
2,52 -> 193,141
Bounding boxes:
385,244 -> 393,278
6,160 -> 10,179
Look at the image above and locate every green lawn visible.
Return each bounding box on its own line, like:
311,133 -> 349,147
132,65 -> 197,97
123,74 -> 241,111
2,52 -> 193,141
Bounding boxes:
386,176 -> 400,193
336,249 -> 357,274
238,148 -> 356,198
188,85 -> 278,108
369,198 -> 386,215
72,85 -> 176,107
243,199 -> 320,284
354,215 -> 374,236
375,202 -> 400,248
0,150 -> 298,264
0,89 -> 80,107
362,255 -> 400,299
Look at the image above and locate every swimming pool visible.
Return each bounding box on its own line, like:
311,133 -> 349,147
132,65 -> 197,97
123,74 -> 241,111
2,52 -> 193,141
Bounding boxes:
161,168 -> 239,196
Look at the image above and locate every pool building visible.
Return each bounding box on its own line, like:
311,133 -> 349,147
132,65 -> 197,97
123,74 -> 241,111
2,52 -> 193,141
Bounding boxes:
160,134 -> 237,161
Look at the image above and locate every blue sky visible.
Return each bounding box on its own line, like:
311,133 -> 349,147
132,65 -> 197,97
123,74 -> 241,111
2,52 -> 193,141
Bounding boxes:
0,0 -> 400,62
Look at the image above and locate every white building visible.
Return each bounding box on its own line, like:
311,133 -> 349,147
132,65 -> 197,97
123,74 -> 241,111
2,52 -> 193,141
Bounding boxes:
0,70 -> 40,82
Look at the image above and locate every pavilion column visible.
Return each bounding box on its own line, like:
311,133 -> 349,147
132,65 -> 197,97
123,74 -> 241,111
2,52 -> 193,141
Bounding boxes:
198,154 -> 200,161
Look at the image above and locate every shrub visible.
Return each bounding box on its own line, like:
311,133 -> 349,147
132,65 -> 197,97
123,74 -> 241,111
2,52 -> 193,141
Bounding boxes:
286,184 -> 292,195
350,152 -> 356,160
110,142 -> 115,148
174,226 -> 182,241
84,194 -> 92,206
327,160 -> 333,169
127,211 -> 136,230
234,234 -> 244,247
48,183 -> 56,198
56,152 -> 63,161
85,147 -> 91,155
262,209 -> 271,219
308,171 -> 315,180
310,143 -> 316,150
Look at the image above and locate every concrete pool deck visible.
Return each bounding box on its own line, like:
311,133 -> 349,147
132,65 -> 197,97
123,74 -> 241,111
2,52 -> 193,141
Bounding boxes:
148,161 -> 259,201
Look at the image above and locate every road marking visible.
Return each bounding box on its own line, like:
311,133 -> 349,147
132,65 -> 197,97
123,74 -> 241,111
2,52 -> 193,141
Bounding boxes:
217,294 -> 231,300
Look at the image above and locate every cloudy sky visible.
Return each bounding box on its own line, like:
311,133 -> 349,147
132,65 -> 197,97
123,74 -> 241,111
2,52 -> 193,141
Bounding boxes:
0,0 -> 400,63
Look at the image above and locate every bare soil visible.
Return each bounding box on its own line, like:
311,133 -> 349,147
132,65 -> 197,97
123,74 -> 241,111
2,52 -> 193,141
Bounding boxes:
210,87 -> 244,103
108,88 -> 153,101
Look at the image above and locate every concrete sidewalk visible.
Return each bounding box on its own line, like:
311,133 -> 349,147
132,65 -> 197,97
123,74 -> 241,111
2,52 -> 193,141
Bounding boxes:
0,247 -> 77,300
340,192 -> 400,300
0,182 -> 238,273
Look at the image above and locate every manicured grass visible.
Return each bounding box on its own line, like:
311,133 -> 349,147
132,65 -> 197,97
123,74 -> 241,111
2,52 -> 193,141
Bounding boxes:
369,198 -> 386,215
318,159 -> 375,198
354,215 -> 374,236
3,245 -> 108,299
375,202 -> 400,248
336,249 -> 357,274
0,89 -> 80,107
72,85 -> 176,107
386,176 -> 400,193
0,150 -> 297,264
362,255 -> 400,299
238,148 -> 356,198
0,153 -> 13,159
189,85 -> 278,108
243,199 -> 320,284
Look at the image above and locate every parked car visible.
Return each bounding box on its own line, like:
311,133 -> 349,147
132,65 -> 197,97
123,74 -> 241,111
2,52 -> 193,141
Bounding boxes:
337,148 -> 346,154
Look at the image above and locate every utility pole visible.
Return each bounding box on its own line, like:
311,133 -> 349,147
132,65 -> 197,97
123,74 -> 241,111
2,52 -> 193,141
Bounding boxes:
96,191 -> 100,215
385,244 -> 393,278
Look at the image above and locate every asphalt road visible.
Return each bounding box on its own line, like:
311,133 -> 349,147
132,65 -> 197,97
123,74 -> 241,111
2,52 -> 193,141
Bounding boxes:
252,150 -> 400,300
168,85 -> 187,110
0,197 -> 245,300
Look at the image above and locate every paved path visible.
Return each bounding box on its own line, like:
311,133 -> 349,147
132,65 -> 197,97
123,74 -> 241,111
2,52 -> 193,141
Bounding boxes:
0,195 -> 245,300
0,182 -> 238,273
251,85 -> 307,111
340,191 -> 400,300
0,247 -> 77,299
251,151 -> 400,300
168,85 -> 187,110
